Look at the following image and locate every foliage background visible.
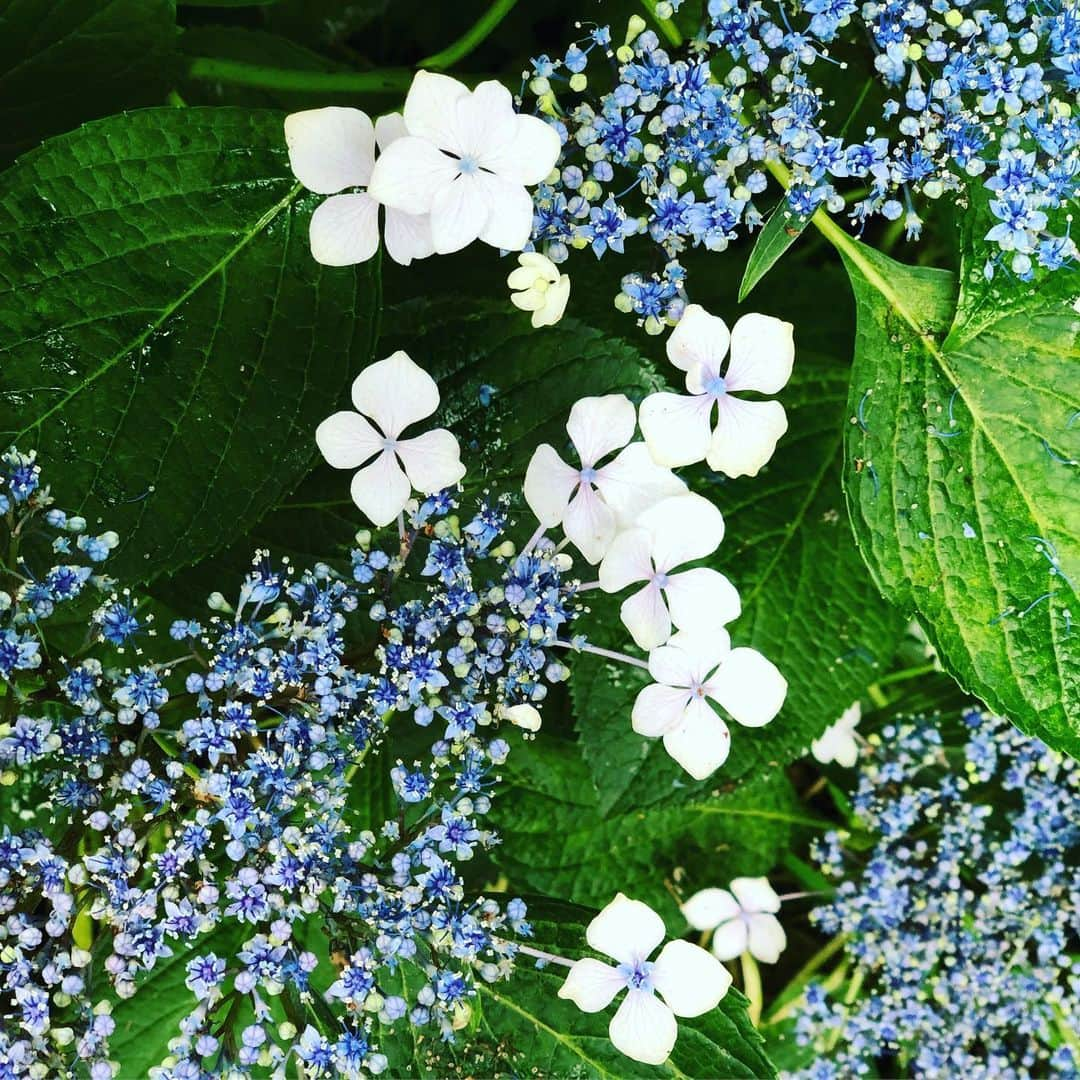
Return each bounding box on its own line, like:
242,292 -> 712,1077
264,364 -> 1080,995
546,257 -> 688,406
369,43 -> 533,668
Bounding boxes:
0,0 -> 1073,1074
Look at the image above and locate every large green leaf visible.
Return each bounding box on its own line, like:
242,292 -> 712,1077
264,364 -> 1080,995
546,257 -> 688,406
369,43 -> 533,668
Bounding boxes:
0,0 -> 178,162
0,106 -> 378,582
492,736 -> 814,924
474,900 -> 776,1079
839,237 -> 1079,753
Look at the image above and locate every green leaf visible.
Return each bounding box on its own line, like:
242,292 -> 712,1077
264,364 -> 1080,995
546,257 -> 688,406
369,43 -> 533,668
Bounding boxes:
492,737 -> 813,923
0,0 -> 179,162
739,201 -> 811,301
839,236 -> 1079,753
474,900 -> 776,1079
0,106 -> 378,582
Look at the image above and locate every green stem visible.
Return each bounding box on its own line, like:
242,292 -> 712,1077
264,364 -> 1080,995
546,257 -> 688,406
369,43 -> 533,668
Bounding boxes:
740,952 -> 763,1026
764,933 -> 848,1025
873,661 -> 938,687
419,0 -> 519,71
640,0 -> 684,47
186,58 -> 416,95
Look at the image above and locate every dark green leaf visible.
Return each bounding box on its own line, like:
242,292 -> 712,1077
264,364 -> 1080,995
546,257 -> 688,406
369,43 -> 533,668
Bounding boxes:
0,106 -> 378,582
739,201 -> 811,301
839,236 -> 1079,753
0,0 -> 179,162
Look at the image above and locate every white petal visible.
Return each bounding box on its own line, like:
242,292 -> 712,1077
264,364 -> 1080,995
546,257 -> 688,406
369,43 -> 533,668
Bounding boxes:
563,483 -> 617,565
747,913 -> 787,964
511,288 -> 546,312
598,528 -> 653,593
532,274 -> 570,327
383,208 -> 435,266
402,70 -> 470,151
645,641 -> 697,689
811,718 -> 859,767
631,682 -> 691,738
726,313 -> 795,394
315,411 -> 382,470
707,397 -> 788,479
640,493 -> 725,570
349,451 -> 412,527
475,172 -> 534,251
661,629 -> 732,684
638,392 -> 714,468
396,429 -> 466,493
351,351 -> 440,440
620,583 -> 672,651
284,107 -> 374,194
609,991 -> 678,1067
374,111 -> 407,150
556,958 -> 624,1013
367,135 -> 461,216
507,264 -> 542,290
667,303 -> 730,375
652,940 -> 731,1017
430,174 -> 489,254
730,877 -> 782,914
681,888 -> 741,933
308,193 -> 380,267
662,697 -> 731,780
664,568 -> 742,633
596,443 -> 687,533
482,113 -> 562,185
586,893 -> 666,966
710,918 -> 749,961
453,80 -> 518,160
523,444 -> 579,527
566,395 -> 635,468
707,647 -> 787,728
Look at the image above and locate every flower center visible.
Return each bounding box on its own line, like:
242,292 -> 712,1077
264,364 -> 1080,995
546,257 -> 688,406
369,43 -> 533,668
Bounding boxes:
382,438 -> 398,453
617,959 -> 655,993
704,373 -> 728,397
458,155 -> 480,175
651,571 -> 670,589
579,466 -> 598,484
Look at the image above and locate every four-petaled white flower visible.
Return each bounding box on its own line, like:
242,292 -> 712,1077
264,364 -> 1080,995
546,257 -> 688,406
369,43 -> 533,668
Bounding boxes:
632,630 -> 787,779
558,893 -> 731,1066
811,701 -> 862,767
598,493 -> 740,650
682,878 -> 787,964
368,71 -> 561,254
316,351 -> 465,527
507,252 -> 570,327
524,395 -> 685,565
285,107 -> 434,267
640,304 -> 795,477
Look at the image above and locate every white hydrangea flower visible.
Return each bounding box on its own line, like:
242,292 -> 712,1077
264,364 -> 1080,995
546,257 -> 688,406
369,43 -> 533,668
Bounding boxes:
368,71 -> 561,254
640,304 -> 795,477
523,395 -> 685,565
507,252 -> 570,327
558,894 -> 731,1066
597,493 -> 740,650
811,701 -> 861,767
632,630 -> 787,779
503,703 -> 542,732
284,108 -> 434,267
316,351 -> 465,527
682,878 -> 787,964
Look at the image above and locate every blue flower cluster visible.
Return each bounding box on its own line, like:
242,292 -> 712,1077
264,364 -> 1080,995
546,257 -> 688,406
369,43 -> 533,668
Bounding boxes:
793,709 -> 1080,1078
527,0 -> 1080,327
0,455 -> 574,1078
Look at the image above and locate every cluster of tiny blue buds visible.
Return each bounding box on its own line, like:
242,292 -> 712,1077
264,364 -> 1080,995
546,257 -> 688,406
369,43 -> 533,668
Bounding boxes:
791,708 -> 1080,1079
0,452 -> 575,1078
526,0 -> 1080,330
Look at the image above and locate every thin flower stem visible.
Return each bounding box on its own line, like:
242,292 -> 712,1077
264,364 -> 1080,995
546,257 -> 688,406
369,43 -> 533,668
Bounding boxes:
550,639 -> 650,670
521,523 -> 547,555
872,662 -> 939,687
185,58 -> 417,95
775,890 -> 825,902
764,933 -> 849,1025
514,943 -> 576,968
740,952 -> 763,1026
571,580 -> 602,592
419,0 -> 520,71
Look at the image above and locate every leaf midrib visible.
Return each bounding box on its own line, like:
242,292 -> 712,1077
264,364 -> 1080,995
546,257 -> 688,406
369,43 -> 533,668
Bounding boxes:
9,180 -> 303,444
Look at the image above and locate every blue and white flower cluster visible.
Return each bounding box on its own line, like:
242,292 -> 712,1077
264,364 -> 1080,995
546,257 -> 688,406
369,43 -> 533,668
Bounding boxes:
0,451 -> 573,1078
527,0 -> 1080,326
793,708 -> 1080,1078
